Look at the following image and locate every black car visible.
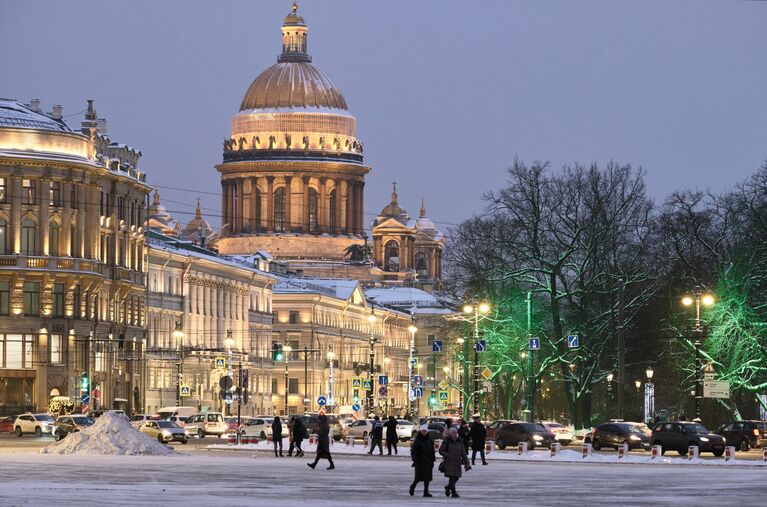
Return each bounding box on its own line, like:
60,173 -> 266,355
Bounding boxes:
591,422 -> 650,451
717,420 -> 766,451
52,415 -> 95,441
651,421 -> 726,456
495,422 -> 556,450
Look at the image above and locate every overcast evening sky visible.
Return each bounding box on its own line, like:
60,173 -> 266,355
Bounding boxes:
1,0 -> 765,232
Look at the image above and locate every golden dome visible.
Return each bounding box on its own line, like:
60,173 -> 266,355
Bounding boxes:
283,2 -> 305,26
239,62 -> 348,111
378,182 -> 410,223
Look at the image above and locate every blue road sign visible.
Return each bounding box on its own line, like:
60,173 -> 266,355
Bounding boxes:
363,380 -> 373,390
567,335 -> 580,349
378,375 -> 388,386
81,393 -> 89,404
475,340 -> 487,352
413,387 -> 424,398
378,386 -> 388,397
352,377 -> 361,388
180,386 -> 191,397
529,337 -> 540,350
352,403 -> 361,412
413,375 -> 424,387
317,395 -> 327,406
215,358 -> 226,369
432,340 -> 443,353
438,390 -> 449,401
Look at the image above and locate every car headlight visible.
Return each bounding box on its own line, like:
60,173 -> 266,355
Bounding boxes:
533,435 -> 543,441
699,437 -> 709,442
629,435 -> 641,441
161,430 -> 170,437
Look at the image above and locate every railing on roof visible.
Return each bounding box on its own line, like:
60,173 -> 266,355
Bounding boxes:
275,278 -> 336,297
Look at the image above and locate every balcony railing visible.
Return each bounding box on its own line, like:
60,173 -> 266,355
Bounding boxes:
0,255 -> 144,283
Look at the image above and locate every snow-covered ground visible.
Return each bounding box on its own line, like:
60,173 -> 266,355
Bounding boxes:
0,451 -> 765,506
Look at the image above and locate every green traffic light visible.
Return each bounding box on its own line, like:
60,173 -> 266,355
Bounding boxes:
275,352 -> 284,361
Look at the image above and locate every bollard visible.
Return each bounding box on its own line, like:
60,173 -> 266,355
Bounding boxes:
550,442 -> 561,457
266,434 -> 272,444
725,446 -> 736,461
581,443 -> 592,458
227,433 -> 237,445
434,439 -> 442,450
617,443 -> 629,459
518,441 -> 528,455
688,445 -> 699,460
252,436 -> 259,445
241,434 -> 249,445
651,445 -> 662,459
309,434 -> 318,445
346,436 -> 354,447
763,447 -> 767,462
364,436 -> 370,447
485,440 -> 494,454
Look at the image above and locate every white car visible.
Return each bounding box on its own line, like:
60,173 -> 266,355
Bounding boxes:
14,413 -> 56,437
396,419 -> 415,441
185,412 -> 227,438
140,420 -> 189,444
541,421 -> 575,446
239,417 -> 287,440
344,419 -> 375,439
128,414 -> 157,429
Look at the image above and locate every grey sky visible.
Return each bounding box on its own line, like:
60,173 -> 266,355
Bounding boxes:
1,0 -> 765,231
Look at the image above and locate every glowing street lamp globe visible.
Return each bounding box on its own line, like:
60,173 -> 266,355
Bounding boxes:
681,296 -> 694,307
701,294 -> 716,306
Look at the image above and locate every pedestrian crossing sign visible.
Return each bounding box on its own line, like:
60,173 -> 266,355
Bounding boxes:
352,377 -> 361,388
214,357 -> 226,369
438,390 -> 449,402
180,385 -> 191,397
363,379 -> 373,390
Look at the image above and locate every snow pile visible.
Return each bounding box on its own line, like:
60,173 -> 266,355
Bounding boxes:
40,411 -> 176,456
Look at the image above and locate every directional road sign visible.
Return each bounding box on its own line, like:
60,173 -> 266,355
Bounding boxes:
413,387 -> 424,398
529,337 -> 540,350
180,385 -> 191,397
703,380 -> 730,399
352,403 -> 361,412
567,335 -> 579,349
214,357 -> 226,369
432,340 -> 443,353
438,379 -> 449,390
363,380 -> 373,390
438,390 -> 449,402
352,377 -> 361,388
378,375 -> 388,386
413,375 -> 424,386
481,367 -> 493,380
475,339 -> 487,352
378,386 -> 388,397
317,395 -> 327,406
81,393 -> 89,404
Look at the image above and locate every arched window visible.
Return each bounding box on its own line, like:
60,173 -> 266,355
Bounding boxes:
329,189 -> 337,234
415,251 -> 428,276
21,218 -> 37,255
273,187 -> 285,232
0,218 -> 6,255
49,220 -> 60,257
308,188 -> 318,232
384,240 -> 400,272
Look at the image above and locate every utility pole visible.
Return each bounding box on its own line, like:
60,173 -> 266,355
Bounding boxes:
617,280 -> 625,420
472,308 -> 480,415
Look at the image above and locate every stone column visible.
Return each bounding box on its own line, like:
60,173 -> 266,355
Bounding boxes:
11,176 -> 21,254
221,180 -> 228,230
344,179 -> 354,235
40,179 -> 50,255
300,176 -> 309,233
251,176 -> 259,232
357,181 -> 365,236
62,182 -> 71,256
236,179 -> 244,233
284,176 -> 293,232
266,176 -> 274,232
332,180 -> 341,235
319,177 -> 327,233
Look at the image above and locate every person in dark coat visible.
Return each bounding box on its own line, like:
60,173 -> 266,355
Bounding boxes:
384,415 -> 399,455
272,416 -> 284,457
457,419 -> 471,454
367,416 -> 384,456
308,414 -> 335,470
439,426 -> 470,498
409,424 -> 435,497
288,416 -> 306,457
442,418 -> 454,438
469,414 -> 488,465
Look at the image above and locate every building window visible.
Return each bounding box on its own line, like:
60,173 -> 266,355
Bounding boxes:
308,188 -> 318,232
50,334 -> 63,364
49,221 -> 60,256
288,378 -> 299,394
21,218 -> 37,255
72,285 -> 81,319
273,187 -> 285,232
415,251 -> 428,276
384,240 -> 400,272
23,282 -> 40,316
0,218 -> 6,255
70,186 -> 78,209
0,177 -> 6,203
329,189 -> 337,233
0,281 -> 8,315
49,181 -> 61,206
271,377 -> 278,395
52,283 -> 65,317
2,335 -> 33,369
289,311 -> 299,324
22,179 -> 36,205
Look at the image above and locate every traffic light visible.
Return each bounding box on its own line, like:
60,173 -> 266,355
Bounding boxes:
81,372 -> 89,392
429,390 -> 437,407
272,343 -> 284,362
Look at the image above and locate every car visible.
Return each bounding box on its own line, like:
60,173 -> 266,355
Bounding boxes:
541,421 -> 575,446
494,422 -> 557,450
425,422 -> 446,441
225,416 -> 253,433
651,421 -> 726,456
14,413 -> 56,437
591,422 -> 651,451
88,409 -> 126,419
140,420 -> 189,444
344,419 -> 374,439
326,414 -> 344,441
239,417 -> 285,440
156,406 -> 197,420
167,415 -> 189,427
299,413 -> 342,441
185,412 -> 227,438
0,416 -> 16,433
396,419 -> 415,441
717,420 -> 767,451
485,420 -> 517,441
339,416 -> 356,430
52,415 -> 95,441
128,414 -> 158,429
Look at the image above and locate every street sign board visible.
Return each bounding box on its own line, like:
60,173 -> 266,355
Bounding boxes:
475,340 -> 487,352
481,367 -> 493,380
214,357 -> 226,369
413,387 -> 424,398
317,395 -> 327,406
529,337 -> 540,350
703,380 -> 730,399
378,375 -> 388,386
704,362 -> 715,374
704,373 -> 715,380
219,375 -> 233,390
438,390 -> 449,402
352,377 -> 361,388
363,380 -> 373,390
438,379 -> 449,390
432,340 -> 443,353
378,386 -> 388,397
81,393 -> 89,404
567,335 -> 579,349
180,385 -> 191,397
413,375 -> 424,387
352,403 -> 361,412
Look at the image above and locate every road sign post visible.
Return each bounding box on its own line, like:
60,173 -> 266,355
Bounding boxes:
567,335 -> 580,349
529,337 -> 540,350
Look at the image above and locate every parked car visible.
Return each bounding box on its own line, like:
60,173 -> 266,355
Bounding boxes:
541,421 -> 575,446
651,421 -> 726,456
717,421 -> 767,451
88,409 -> 126,419
156,406 -> 197,420
495,422 -> 556,450
225,416 -> 253,433
344,419 -> 374,439
128,414 -> 158,429
486,420 -> 517,441
299,413 -> 342,440
52,415 -> 95,441
425,423 -> 446,441
395,419 -> 415,441
185,412 -> 227,438
0,416 -> 16,433
14,413 -> 56,437
240,417 -> 276,440
591,422 -> 651,451
140,420 -> 188,444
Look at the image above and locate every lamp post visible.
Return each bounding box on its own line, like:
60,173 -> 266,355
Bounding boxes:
644,367 -> 655,424
173,321 -> 184,407
383,356 -> 391,414
367,310 -> 377,416
681,289 -> 715,419
606,372 -> 614,417
327,350 -> 335,408
224,329 -> 234,416
407,323 -> 417,419
283,344 -> 292,416
463,302 -> 490,416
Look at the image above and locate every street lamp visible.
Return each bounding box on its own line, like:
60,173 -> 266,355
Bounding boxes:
644,367 -> 655,423
173,321 -> 184,407
367,310 -> 377,415
224,329 -> 234,415
407,323 -> 417,419
681,289 -> 715,419
283,344 -> 292,416
463,302 -> 491,416
327,350 -> 335,407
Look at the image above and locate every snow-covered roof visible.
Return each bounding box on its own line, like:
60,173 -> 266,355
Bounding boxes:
0,99 -> 71,132
366,287 -> 454,314
274,276 -> 360,300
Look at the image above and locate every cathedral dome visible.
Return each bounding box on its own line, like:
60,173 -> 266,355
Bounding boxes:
377,183 -> 410,225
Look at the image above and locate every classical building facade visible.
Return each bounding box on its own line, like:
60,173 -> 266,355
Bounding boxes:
0,98 -> 149,415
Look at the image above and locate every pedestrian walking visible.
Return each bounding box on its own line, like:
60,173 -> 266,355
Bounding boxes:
272,415 -> 284,457
367,415 -> 384,455
442,418 -> 455,438
469,414 -> 488,465
288,416 -> 306,457
384,415 -> 399,455
307,414 -> 335,470
458,419 -> 471,455
409,424 -> 435,497
439,426 -> 470,498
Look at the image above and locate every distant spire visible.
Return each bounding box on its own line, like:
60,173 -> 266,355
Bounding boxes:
195,198 -> 202,218
420,197 -> 426,218
153,186 -> 160,206
391,181 -> 398,203
279,1 -> 310,62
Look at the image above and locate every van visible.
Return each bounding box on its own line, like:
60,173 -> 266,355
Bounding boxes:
156,406 -> 197,420
185,412 -> 226,438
